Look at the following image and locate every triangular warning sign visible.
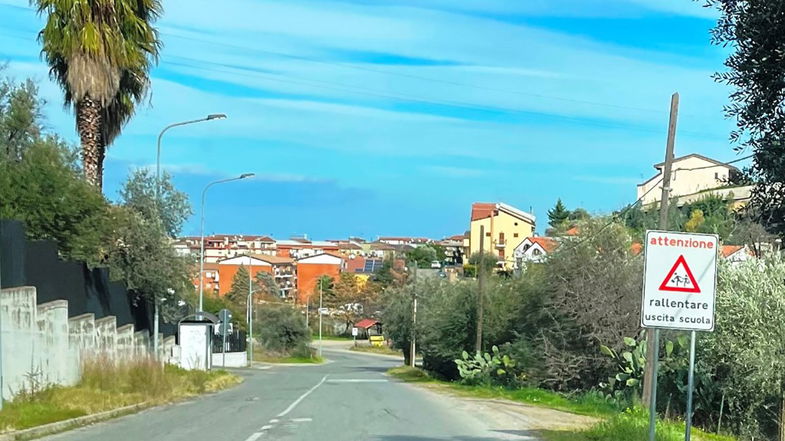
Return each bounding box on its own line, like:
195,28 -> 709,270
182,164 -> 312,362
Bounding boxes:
659,255 -> 701,293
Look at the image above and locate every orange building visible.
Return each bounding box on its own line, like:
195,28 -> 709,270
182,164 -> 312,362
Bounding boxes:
295,253 -> 344,304
216,255 -> 274,296
215,255 -> 297,300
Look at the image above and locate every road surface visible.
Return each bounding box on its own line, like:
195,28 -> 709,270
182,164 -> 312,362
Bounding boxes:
42,345 -> 539,441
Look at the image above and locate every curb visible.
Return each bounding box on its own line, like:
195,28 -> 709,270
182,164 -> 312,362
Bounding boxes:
0,401 -> 154,441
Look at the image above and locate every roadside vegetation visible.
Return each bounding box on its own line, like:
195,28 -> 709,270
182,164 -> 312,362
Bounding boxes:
382,210 -> 785,440
0,358 -> 239,432
251,304 -> 322,364
349,343 -> 402,356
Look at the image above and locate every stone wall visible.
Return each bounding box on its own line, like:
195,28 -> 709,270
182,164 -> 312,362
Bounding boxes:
0,287 -> 152,400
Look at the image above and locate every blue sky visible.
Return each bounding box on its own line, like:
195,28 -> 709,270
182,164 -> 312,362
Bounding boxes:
0,0 -> 743,239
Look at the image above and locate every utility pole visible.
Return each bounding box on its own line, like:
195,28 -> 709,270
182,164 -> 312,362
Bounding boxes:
475,225 -> 485,352
0,222 -> 4,410
318,280 -> 323,358
644,92 -> 679,441
410,265 -> 417,368
248,263 -> 253,365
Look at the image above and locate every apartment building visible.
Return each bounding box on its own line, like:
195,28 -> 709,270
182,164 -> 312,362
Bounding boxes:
469,202 -> 536,269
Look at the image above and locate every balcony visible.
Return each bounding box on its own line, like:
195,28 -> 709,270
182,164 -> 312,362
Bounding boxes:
495,240 -> 506,249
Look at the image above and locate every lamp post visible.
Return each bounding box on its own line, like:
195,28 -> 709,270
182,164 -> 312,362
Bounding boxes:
318,280 -> 323,358
247,266 -> 262,365
154,115 -> 225,358
156,114 -> 227,199
198,174 -> 255,315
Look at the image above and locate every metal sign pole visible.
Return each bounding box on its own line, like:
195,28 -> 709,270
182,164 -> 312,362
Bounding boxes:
648,329 -> 660,441
222,324 -> 227,368
685,330 -> 697,441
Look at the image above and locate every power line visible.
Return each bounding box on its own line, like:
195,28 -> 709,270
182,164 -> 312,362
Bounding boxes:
162,54 -> 724,138
161,31 -> 667,116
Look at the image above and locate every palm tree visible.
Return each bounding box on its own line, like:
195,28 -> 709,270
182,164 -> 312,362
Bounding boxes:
34,0 -> 162,188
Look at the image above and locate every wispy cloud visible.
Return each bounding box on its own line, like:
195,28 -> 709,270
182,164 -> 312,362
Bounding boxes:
424,165 -> 486,178
0,0 -> 733,238
573,175 -> 642,185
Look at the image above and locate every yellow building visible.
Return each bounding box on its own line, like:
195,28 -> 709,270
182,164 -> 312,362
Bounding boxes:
469,202 -> 536,269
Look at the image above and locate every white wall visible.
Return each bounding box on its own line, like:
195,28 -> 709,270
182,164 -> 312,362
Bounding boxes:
211,352 -> 247,368
637,156 -> 733,205
0,287 -> 154,400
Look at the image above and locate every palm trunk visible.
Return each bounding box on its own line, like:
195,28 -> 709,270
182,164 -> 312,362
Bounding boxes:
76,96 -> 105,189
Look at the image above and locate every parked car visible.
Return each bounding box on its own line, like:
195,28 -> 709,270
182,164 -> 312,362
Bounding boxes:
430,260 -> 442,269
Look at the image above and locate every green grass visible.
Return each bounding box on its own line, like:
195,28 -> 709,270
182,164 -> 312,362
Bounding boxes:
0,358 -> 240,433
447,384 -> 620,417
387,366 -> 434,383
349,345 -> 402,356
539,408 -> 737,441
387,366 -> 617,417
314,335 -> 353,341
387,367 -> 737,441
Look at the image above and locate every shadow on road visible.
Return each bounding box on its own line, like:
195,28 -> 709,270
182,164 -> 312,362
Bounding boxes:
346,364 -> 393,374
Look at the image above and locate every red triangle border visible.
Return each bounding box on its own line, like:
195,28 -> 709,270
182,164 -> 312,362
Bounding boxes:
659,254 -> 701,293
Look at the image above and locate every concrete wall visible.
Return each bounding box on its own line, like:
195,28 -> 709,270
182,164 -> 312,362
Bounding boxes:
0,287 -> 154,400
211,352 -> 247,368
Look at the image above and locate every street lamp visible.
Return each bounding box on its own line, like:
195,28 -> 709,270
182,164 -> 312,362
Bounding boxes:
156,114 -> 227,198
198,173 -> 255,315
247,284 -> 262,365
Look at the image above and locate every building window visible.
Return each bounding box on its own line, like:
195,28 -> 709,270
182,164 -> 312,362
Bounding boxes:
715,172 -> 719,180
485,232 -> 491,237
533,249 -> 541,256
498,249 -> 504,258
514,233 -> 519,238
514,222 -> 518,226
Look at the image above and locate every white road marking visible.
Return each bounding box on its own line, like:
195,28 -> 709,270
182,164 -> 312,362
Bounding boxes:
269,419 -> 279,423
244,433 -> 263,441
327,379 -> 389,383
290,418 -> 313,422
260,425 -> 273,430
276,375 -> 328,417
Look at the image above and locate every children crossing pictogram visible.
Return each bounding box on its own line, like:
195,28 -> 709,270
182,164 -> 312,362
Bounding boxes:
658,255 -> 700,293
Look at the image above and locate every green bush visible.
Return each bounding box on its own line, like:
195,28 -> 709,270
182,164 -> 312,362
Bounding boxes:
256,304 -> 310,355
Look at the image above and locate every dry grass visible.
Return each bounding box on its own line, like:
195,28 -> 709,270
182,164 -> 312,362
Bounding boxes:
0,357 -> 240,432
350,344 -> 402,356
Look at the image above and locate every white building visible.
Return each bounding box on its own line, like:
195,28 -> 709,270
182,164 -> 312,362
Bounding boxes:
637,154 -> 750,207
513,236 -> 560,265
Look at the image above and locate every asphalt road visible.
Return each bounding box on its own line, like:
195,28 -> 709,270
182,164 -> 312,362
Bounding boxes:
42,346 -> 537,441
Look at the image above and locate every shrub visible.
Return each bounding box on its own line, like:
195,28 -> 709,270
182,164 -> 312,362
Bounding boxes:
455,345 -> 523,387
256,304 -> 310,355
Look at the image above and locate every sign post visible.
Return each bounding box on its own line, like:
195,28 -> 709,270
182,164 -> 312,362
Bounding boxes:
218,309 -> 232,368
641,230 -> 718,441
352,326 -> 358,347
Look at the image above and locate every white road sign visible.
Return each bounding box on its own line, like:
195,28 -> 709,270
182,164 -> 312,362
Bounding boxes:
641,230 -> 718,331
352,327 -> 359,336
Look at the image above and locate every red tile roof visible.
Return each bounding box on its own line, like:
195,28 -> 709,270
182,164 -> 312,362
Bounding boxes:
721,245 -> 744,258
529,237 -> 559,253
471,203 -> 497,221
565,226 -> 580,236
355,319 -> 379,329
